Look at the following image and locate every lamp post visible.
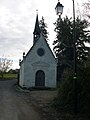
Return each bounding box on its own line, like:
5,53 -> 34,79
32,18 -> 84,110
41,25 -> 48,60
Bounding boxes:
55,0 -> 64,84
55,0 -> 77,115
72,0 -> 77,115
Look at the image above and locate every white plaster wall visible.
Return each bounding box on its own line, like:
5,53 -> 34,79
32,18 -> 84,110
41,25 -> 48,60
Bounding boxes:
20,35 -> 57,88
19,62 -> 25,87
19,67 -> 22,86
24,63 -> 35,87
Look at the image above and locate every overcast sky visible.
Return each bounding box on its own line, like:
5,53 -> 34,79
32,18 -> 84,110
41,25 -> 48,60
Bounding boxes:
0,0 -> 86,69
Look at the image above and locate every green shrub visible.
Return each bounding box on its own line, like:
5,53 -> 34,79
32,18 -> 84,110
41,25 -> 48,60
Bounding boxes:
78,65 -> 90,113
53,63 -> 90,114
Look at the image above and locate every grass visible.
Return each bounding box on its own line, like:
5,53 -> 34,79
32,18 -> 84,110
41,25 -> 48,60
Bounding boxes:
0,73 -> 18,79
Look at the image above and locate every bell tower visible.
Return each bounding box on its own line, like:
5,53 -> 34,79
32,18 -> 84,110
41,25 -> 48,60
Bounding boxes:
33,13 -> 41,44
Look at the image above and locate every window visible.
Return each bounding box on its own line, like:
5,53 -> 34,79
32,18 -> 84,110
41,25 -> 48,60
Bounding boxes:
37,48 -> 45,56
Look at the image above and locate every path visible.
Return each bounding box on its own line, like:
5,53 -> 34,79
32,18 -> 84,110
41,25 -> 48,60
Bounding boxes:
0,80 -> 42,120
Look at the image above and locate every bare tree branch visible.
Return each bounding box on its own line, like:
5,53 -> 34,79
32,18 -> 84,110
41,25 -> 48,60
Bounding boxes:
0,57 -> 13,79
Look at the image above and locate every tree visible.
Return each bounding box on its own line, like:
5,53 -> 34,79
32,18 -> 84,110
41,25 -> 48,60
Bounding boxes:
83,0 -> 90,19
53,57 -> 90,114
8,69 -> 19,74
0,57 -> 13,79
53,16 -> 90,66
53,16 -> 73,65
53,16 -> 90,82
53,15 -> 90,114
40,16 -> 49,42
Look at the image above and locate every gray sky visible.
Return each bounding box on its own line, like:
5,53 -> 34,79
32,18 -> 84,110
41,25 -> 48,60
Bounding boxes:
0,0 -> 86,69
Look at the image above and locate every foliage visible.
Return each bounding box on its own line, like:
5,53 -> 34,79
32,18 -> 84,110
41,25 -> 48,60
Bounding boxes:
40,16 -> 49,42
8,69 -> 19,74
53,60 -> 90,114
54,68 -> 73,111
53,16 -> 90,65
53,17 -> 73,61
53,16 -> 90,82
0,57 -> 13,79
77,60 -> 90,113
83,0 -> 90,19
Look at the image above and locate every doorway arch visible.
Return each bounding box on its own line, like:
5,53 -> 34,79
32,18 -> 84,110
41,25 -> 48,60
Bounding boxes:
35,70 -> 45,87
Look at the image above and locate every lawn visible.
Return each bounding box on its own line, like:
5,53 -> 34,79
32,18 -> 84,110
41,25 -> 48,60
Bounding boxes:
0,73 -> 18,79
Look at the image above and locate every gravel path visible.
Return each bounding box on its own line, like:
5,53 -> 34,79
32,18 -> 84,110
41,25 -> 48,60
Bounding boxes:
0,80 -> 42,120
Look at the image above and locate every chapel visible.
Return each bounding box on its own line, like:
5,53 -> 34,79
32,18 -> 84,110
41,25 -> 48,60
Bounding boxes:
19,14 -> 57,88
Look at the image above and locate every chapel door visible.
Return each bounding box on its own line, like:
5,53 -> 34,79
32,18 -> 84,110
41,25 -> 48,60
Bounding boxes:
35,70 -> 45,87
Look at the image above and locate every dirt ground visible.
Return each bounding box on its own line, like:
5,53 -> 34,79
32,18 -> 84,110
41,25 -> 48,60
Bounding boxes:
17,86 -> 58,120
30,90 -> 57,105
0,79 -> 44,120
1,79 -> 88,120
30,90 -> 58,119
18,85 -> 90,120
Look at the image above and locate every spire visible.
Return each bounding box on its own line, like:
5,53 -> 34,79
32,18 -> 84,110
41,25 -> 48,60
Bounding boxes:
33,13 -> 41,44
33,13 -> 41,35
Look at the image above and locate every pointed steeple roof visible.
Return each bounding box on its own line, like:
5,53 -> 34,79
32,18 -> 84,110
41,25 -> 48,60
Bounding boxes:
33,13 -> 41,35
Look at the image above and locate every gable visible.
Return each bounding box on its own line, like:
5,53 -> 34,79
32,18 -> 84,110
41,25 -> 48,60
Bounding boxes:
21,34 -> 56,65
38,34 -> 56,61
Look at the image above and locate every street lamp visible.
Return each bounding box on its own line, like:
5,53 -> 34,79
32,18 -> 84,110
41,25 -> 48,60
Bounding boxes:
55,0 -> 77,115
55,0 -> 64,17
55,0 -> 64,82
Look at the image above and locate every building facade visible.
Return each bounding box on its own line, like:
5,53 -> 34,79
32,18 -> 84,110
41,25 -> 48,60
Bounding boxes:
19,14 -> 57,88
